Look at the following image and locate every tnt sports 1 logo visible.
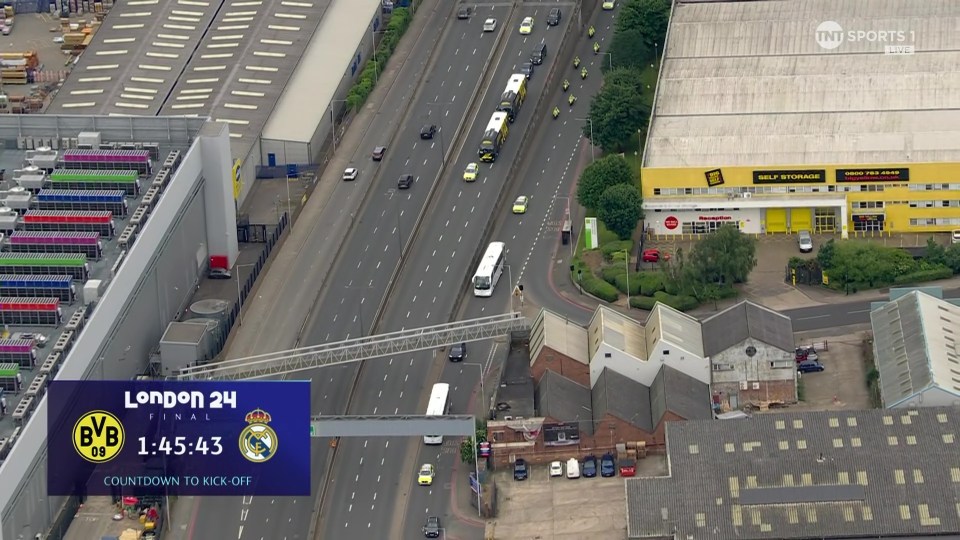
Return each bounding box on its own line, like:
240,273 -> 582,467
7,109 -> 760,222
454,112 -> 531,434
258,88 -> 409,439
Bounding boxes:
239,408 -> 278,463
73,410 -> 125,463
815,21 -> 915,55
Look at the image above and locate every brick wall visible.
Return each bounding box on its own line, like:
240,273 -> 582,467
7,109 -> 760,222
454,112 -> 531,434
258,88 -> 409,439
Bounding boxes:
531,346 -> 590,386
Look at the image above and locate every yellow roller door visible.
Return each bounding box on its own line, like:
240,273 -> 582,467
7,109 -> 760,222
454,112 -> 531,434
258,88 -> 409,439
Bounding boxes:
765,208 -> 787,233
790,208 -> 812,232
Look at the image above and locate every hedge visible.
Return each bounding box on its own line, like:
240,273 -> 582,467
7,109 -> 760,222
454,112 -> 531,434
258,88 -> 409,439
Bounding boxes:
346,7 -> 414,111
892,266 -> 953,285
653,291 -> 699,312
635,271 -> 666,296
581,273 -> 620,302
630,296 -> 658,310
601,240 -> 634,261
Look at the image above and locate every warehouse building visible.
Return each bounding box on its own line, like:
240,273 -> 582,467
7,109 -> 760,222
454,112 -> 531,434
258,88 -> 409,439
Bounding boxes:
46,0 -> 383,205
641,0 -> 960,239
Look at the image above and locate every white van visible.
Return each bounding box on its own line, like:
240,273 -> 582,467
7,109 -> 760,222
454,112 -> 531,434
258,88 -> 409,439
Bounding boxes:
952,229 -> 960,244
566,458 -> 580,479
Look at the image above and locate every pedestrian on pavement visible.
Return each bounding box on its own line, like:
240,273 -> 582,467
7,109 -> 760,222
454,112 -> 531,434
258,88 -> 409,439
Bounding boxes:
15,372 -> 21,392
1,396 -> 7,417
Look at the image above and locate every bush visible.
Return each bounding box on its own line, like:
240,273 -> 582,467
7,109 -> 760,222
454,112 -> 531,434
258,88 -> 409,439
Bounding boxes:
630,296 -> 658,310
581,273 -> 620,302
601,240 -> 634,261
636,271 -> 666,296
601,265 -> 625,284
346,8 -> 413,111
653,291 -> 699,311
892,266 -> 953,285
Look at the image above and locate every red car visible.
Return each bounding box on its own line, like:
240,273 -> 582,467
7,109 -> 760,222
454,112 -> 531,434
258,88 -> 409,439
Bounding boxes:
642,249 -> 662,263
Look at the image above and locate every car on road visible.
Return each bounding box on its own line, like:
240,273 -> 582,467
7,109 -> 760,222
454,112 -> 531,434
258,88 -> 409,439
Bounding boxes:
208,268 -> 231,279
457,6 -> 471,19
602,0 -> 616,9
642,248 -> 661,263
397,174 -> 414,189
530,42 -> 547,65
566,458 -> 580,479
418,463 -> 435,486
512,195 -> 529,214
520,61 -> 534,79
423,516 -> 441,538
420,124 -> 437,139
463,162 -> 479,182
372,146 -> 386,161
547,7 -> 561,26
483,18 -> 497,32
448,342 -> 466,362
582,454 -> 598,478
342,167 -> 358,181
798,230 -> 813,252
519,16 -> 534,34
600,453 -> 616,477
798,360 -> 825,373
549,461 -> 564,477
513,458 -> 529,480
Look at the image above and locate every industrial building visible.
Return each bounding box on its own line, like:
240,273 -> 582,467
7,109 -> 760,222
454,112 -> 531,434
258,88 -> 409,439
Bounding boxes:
641,0 -> 960,238
0,115 -> 236,540
46,0 -> 384,204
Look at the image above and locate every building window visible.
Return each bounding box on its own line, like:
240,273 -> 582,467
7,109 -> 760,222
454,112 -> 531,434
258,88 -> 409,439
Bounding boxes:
770,360 -> 794,369
662,350 -> 670,355
681,221 -> 738,234
712,363 -> 734,371
910,217 -> 960,226
492,431 -> 504,442
851,201 -> 884,209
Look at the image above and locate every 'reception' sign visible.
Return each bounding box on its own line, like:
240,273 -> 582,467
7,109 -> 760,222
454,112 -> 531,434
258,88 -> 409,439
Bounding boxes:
47,380 -> 310,496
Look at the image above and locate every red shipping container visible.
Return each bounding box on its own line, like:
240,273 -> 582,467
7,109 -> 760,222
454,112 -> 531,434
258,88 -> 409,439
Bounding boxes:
210,255 -> 229,271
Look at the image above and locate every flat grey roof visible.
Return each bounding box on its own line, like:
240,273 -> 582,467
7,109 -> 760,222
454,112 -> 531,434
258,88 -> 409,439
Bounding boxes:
262,0 -> 381,143
626,407 -> 960,539
158,0 -> 333,148
46,0 -> 226,115
644,0 -> 960,168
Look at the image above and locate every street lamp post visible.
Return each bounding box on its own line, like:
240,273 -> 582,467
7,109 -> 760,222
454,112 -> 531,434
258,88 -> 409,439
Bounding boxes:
426,101 -> 453,165
577,117 -> 595,162
504,264 -> 516,313
235,263 -> 258,326
603,52 -> 613,70
329,99 -> 349,153
460,361 -> 486,518
621,249 -> 631,308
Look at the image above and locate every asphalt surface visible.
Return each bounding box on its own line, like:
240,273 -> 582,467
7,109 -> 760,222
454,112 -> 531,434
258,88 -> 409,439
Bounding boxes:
184,2 -> 472,538
314,6 -> 573,540
786,287 -> 960,331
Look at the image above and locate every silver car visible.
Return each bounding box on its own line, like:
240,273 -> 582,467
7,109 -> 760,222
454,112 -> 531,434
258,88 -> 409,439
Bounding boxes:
798,230 -> 813,253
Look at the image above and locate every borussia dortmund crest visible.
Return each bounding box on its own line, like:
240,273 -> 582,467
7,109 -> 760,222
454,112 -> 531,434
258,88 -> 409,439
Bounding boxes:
239,408 -> 278,463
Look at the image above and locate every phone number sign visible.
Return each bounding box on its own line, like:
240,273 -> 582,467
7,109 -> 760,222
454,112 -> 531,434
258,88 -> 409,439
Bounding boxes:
47,380 -> 311,496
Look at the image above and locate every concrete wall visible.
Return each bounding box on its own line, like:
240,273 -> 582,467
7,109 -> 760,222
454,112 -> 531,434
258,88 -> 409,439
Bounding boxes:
589,341 -> 708,389
0,116 -> 226,540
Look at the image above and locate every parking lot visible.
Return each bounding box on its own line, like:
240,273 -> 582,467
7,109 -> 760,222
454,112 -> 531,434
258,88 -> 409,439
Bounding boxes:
485,456 -> 667,540
789,331 -> 873,412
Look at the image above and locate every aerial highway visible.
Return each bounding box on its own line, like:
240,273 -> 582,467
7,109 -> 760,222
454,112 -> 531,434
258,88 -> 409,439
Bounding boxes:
182,2 -> 499,538
312,6 -> 572,540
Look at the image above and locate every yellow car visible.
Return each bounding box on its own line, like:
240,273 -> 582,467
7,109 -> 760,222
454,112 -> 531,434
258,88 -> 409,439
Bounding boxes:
602,0 -> 616,9
519,17 -> 534,35
512,195 -> 529,214
418,463 -> 435,486
463,162 -> 479,182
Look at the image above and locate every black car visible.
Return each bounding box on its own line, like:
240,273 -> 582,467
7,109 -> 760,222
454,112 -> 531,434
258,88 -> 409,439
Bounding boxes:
546,7 -> 561,26
372,145 -> 386,161
423,516 -> 440,538
798,360 -> 825,373
600,453 -> 616,477
520,62 -> 534,80
513,458 -> 528,481
582,455 -> 598,478
420,124 -> 437,139
457,6 -> 471,19
398,174 -> 413,189
448,342 -> 466,362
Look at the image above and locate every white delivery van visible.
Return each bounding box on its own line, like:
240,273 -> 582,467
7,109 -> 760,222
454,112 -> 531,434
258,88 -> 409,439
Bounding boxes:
566,458 -> 580,479
952,229 -> 960,244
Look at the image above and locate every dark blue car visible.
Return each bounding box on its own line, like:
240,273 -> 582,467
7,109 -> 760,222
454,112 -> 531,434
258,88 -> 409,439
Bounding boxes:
582,455 -> 598,478
798,360 -> 825,373
600,453 -> 616,477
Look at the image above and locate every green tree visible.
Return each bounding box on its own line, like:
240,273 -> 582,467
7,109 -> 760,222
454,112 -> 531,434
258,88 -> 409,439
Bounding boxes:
459,420 -> 488,465
925,237 -> 947,266
945,243 -> 960,273
585,82 -> 649,152
575,154 -> 633,210
606,28 -> 653,71
597,183 -> 644,240
816,238 -> 837,269
617,0 -> 671,53
686,225 -> 757,285
603,66 -> 649,95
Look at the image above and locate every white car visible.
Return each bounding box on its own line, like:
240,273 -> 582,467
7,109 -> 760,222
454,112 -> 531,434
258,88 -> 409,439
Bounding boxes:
549,461 -> 563,477
566,458 -> 580,479
483,18 -> 497,32
342,167 -> 358,181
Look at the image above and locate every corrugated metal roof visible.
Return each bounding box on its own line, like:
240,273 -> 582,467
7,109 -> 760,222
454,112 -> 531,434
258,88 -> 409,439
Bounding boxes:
701,301 -> 795,357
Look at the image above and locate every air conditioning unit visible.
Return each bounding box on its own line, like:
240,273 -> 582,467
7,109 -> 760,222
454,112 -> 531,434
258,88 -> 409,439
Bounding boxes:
742,192 -> 753,198
740,381 -> 748,390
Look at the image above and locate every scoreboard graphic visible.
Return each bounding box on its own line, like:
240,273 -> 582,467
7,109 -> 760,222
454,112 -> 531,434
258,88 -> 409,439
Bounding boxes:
48,380 -> 310,496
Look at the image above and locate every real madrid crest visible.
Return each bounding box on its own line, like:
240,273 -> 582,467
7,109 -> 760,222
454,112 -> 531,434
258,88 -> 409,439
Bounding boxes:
239,408 -> 278,463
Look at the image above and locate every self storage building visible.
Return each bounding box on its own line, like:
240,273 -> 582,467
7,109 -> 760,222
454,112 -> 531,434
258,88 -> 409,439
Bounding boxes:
641,0 -> 960,239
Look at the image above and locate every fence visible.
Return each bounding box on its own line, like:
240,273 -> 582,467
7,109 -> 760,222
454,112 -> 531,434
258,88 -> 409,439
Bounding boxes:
786,264 -> 823,286
209,213 -> 289,356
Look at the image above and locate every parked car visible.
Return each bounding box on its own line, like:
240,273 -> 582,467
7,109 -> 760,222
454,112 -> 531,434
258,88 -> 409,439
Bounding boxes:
513,458 -> 528,480
600,453 -> 616,477
483,18 -> 497,32
798,360 -> 825,373
342,167 -> 358,181
566,458 -> 580,479
423,516 -> 441,538
795,346 -> 818,363
372,146 -> 386,161
642,248 -> 661,263
546,7 -> 561,26
457,6 -> 471,19
549,461 -> 563,477
582,455 -> 598,478
208,268 -> 231,279
420,124 -> 437,139
798,230 -> 813,252
952,229 -> 960,244
448,342 -> 466,362
398,174 -> 414,189
619,457 -> 637,477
